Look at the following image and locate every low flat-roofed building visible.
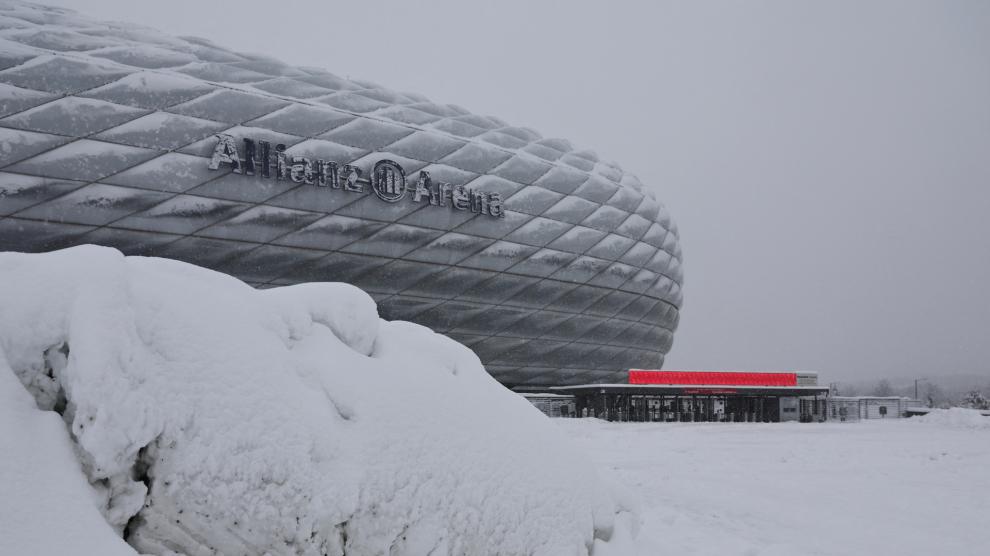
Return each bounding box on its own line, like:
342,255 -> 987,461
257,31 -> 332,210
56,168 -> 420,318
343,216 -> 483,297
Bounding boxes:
827,397 -> 925,421
546,370 -> 830,422
521,393 -> 576,418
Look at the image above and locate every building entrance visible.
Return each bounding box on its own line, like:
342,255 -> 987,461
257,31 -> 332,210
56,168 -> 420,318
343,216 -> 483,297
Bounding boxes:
589,394 -> 788,422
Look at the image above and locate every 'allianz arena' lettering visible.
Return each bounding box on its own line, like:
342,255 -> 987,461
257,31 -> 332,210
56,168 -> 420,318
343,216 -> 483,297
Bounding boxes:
209,134 -> 505,218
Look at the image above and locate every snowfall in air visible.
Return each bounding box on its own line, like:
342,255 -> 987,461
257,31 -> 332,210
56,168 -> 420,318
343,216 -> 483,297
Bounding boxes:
1,247 -> 987,555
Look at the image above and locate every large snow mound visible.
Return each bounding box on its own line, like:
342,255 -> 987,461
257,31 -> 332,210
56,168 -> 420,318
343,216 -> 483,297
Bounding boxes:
915,407 -> 990,429
0,246 -> 633,555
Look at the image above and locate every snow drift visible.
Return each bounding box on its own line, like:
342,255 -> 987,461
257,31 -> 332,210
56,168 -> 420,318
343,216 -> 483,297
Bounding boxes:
0,246 -> 634,555
915,407 -> 990,429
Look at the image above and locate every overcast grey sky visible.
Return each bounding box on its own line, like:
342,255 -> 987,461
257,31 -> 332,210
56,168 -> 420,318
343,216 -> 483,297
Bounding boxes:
47,0 -> 990,383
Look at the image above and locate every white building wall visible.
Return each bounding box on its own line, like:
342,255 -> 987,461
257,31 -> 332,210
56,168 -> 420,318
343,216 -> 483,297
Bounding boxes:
829,397 -> 925,420
522,395 -> 576,418
861,399 -> 898,419
779,397 -> 800,421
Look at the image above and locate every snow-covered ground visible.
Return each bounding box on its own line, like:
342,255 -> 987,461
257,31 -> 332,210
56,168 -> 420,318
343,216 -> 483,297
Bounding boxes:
2,247 -> 986,555
558,412 -> 990,556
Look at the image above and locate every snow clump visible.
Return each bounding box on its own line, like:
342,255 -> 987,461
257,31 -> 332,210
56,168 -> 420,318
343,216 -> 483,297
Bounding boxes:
915,407 -> 990,430
0,246 -> 636,555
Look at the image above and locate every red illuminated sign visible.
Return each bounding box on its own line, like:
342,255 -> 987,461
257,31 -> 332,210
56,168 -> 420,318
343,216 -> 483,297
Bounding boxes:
683,389 -> 738,394
629,370 -> 798,387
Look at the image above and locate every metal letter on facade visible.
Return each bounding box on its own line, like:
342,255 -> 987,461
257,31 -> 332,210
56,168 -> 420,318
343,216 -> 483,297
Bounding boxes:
259,141 -> 272,178
436,182 -> 452,207
488,193 -> 505,218
412,170 -> 432,202
274,144 -> 289,181
341,165 -> 363,192
371,160 -> 407,203
290,156 -> 314,184
471,190 -> 489,214
315,160 -> 337,188
451,185 -> 471,211
241,138 -> 257,175
207,134 -> 242,173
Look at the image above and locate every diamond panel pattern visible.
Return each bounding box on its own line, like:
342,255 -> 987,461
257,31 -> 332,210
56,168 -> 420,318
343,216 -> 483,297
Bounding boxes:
0,1 -> 682,388
0,96 -> 147,136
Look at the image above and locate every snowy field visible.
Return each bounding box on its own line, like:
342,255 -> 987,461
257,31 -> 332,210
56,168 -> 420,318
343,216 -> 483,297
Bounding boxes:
558,413 -> 990,556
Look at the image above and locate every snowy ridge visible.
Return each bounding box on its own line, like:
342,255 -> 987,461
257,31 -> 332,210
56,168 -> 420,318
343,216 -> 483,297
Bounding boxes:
0,246 -> 637,555
915,407 -> 990,429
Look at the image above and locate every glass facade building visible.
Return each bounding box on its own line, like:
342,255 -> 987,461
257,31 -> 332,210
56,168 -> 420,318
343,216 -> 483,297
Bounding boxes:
0,2 -> 683,387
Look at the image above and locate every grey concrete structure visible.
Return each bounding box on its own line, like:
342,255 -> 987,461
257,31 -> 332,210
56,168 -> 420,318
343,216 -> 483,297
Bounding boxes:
0,2 -> 683,387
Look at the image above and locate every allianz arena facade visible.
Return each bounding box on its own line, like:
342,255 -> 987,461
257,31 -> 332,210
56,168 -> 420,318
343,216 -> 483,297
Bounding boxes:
0,2 -> 682,388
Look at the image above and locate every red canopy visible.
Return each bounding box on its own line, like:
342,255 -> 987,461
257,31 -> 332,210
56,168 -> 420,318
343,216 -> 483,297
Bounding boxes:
629,370 -> 798,387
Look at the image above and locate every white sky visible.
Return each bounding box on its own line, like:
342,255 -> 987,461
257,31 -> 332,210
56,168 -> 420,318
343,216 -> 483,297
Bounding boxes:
44,0 -> 990,382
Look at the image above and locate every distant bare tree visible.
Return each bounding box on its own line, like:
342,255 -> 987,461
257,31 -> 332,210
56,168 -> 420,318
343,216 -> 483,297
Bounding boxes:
873,379 -> 894,397
963,390 -> 989,410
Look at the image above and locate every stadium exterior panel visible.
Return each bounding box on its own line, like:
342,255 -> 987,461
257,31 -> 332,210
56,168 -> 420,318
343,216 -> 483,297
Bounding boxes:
0,2 -> 683,387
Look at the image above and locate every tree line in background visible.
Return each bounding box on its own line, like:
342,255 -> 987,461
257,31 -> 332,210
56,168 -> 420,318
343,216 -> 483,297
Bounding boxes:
830,378 -> 990,410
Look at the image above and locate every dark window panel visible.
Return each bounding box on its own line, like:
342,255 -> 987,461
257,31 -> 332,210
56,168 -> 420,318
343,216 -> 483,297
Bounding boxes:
198,205 -> 323,243
0,173 -> 86,215
273,215 -> 387,252
349,259 -> 445,295
0,55 -> 131,94
16,182 -> 171,226
0,82 -> 55,118
103,152 -> 221,194
82,71 -> 215,110
6,139 -> 159,181
340,224 -> 444,259
94,112 -> 226,151
459,240 -> 539,272
0,217 -> 93,252
216,244 -> 327,284
170,90 -> 290,124
114,194 -> 251,235
248,105 -> 353,138
0,127 -> 71,168
402,267 -> 501,300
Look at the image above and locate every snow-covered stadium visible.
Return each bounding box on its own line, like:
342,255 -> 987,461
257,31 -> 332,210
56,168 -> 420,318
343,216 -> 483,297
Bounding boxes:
0,1 -> 682,389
